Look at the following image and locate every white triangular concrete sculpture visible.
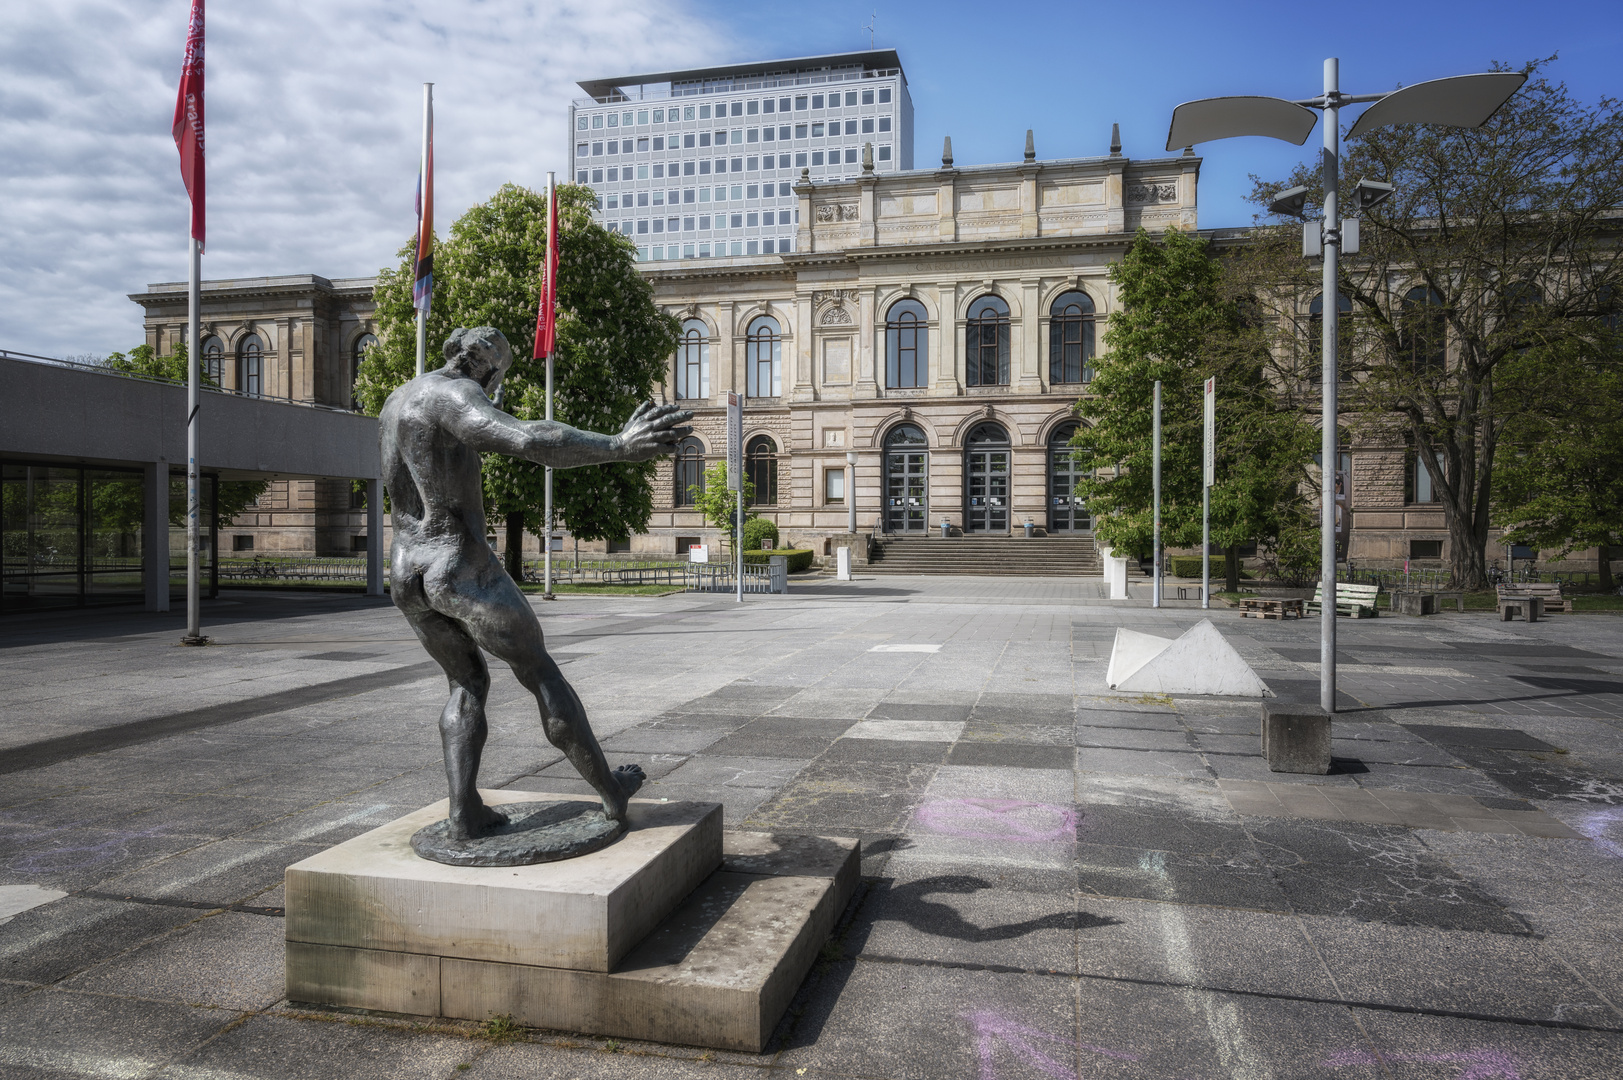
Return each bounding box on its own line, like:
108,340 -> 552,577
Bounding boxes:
1106,619 -> 1270,697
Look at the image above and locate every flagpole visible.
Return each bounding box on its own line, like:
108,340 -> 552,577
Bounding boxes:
184,237 -> 204,643
543,171 -> 556,601
415,83 -> 432,377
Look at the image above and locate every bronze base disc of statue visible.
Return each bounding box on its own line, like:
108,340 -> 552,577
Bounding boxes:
410,800 -> 626,867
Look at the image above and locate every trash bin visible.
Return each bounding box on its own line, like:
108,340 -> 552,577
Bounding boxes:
940,520 -> 950,538
1024,520 -> 1035,538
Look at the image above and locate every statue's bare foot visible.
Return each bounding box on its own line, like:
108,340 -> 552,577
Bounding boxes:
603,764 -> 646,823
447,799 -> 508,840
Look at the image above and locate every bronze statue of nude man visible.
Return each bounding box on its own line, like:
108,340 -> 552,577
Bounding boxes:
379,326 -> 692,842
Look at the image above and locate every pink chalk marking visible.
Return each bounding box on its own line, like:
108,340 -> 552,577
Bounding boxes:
1573,806 -> 1623,858
1325,1048 -> 1521,1079
968,1009 -> 1137,1080
915,799 -> 1078,843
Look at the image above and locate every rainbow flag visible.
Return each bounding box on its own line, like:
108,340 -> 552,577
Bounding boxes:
412,96 -> 434,313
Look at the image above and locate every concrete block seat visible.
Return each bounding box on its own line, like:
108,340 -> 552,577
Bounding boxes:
285,791 -> 859,1052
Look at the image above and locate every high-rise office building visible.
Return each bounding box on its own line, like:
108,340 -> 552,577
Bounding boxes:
570,50 -> 913,263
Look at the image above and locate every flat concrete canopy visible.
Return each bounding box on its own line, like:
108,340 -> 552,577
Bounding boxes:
0,356 -> 379,482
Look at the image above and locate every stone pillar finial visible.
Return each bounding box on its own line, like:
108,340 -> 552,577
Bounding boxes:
1110,123 -> 1122,157
941,135 -> 953,167
862,142 -> 874,174
1024,129 -> 1035,163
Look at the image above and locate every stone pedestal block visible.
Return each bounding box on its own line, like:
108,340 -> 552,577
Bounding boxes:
1394,591 -> 1436,616
1261,701 -> 1331,775
285,793 -> 859,1052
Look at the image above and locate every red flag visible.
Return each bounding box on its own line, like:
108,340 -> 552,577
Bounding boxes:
172,0 -> 205,249
533,190 -> 559,359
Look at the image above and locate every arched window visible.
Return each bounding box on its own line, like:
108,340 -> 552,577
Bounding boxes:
237,333 -> 264,398
1305,292 -> 1352,378
885,298 -> 928,388
966,295 -> 1010,387
1401,288 -> 1445,374
352,333 -> 377,410
1048,421 -> 1091,532
745,315 -> 781,397
1048,291 -> 1095,384
675,319 -> 709,400
673,437 -> 705,507
202,337 -> 224,385
746,434 -> 778,506
885,423 -> 928,448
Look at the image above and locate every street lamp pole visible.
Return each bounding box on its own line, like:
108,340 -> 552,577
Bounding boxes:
1164,62 -> 1523,715
1318,59 -> 1340,713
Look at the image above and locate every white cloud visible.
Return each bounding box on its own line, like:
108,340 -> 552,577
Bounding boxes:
0,0 -> 731,357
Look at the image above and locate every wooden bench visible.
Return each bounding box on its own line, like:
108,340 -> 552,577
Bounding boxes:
1237,597 -> 1305,620
1498,583 -> 1567,620
1306,582 -> 1381,618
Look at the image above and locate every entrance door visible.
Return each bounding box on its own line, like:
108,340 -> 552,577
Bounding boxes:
963,422 -> 1010,533
883,423 -> 929,533
1048,422 -> 1091,532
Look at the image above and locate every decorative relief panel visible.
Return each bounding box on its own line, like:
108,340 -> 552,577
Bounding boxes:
1126,182 -> 1178,204
811,290 -> 857,307
815,203 -> 860,222
820,306 -> 853,326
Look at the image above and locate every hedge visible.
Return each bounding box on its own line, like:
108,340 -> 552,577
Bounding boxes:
1169,556 -> 1229,578
742,548 -> 815,573
742,518 -> 779,550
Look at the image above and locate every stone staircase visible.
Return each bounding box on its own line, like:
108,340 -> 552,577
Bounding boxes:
866,534 -> 1102,576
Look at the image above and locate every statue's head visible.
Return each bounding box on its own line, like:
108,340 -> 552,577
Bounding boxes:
442,327 -> 513,395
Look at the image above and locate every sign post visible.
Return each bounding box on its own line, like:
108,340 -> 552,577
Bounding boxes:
1203,376 -> 1214,610
1151,380 -> 1162,609
727,392 -> 743,603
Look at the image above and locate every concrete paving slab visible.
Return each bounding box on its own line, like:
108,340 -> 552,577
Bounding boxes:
0,988 -> 229,1078
65,909 -> 285,1010
164,1012 -> 478,1079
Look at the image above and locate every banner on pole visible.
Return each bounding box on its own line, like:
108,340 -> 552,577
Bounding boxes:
726,393 -> 743,492
172,0 -> 205,249
533,181 -> 559,360
413,87 -> 435,314
1203,377 -> 1215,489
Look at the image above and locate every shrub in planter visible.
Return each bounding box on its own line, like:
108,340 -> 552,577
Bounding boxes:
742,518 -> 779,551
742,549 -> 815,573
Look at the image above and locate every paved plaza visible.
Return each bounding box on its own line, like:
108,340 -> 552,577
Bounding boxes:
3,577 -> 1623,1078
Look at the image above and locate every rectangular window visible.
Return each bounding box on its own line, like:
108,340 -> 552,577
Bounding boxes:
606,194 -> 618,209
761,126 -> 773,142
878,145 -> 891,161
862,118 -> 874,134
730,101 -> 742,117
825,468 -> 845,504
652,163 -> 663,178
607,113 -> 617,127
668,189 -> 679,204
637,192 -> 649,206
795,152 -> 808,168
796,124 -> 809,139
699,215 -> 711,230
862,89 -> 874,105
667,216 -> 679,231
683,188 -> 695,203
731,185 -> 742,200
683,243 -> 694,258
683,161 -> 694,175
653,219 -> 663,233
811,122 -> 824,137
843,120 -> 855,135
845,91 -> 857,106
811,151 -> 824,166
1411,450 -> 1445,503
591,142 -> 603,155
622,111 -> 633,126
652,191 -> 664,205
746,212 -> 758,227
605,168 -> 617,182
746,156 -> 758,171
731,241 -> 743,256
699,188 -> 710,202
795,95 -> 808,110
746,99 -> 758,114
577,169 -> 588,182
233,534 -> 254,552
653,108 -> 663,122
576,142 -> 588,156
731,158 -> 743,172
637,110 -> 648,125
747,240 -> 758,254
779,182 -> 791,197
844,148 -> 857,164
683,216 -> 694,230
780,97 -> 792,112
713,157 -> 726,173
762,98 -> 775,114
779,154 -> 791,169
730,129 -> 742,145
699,243 -> 710,257
731,213 -> 743,228
684,133 -> 695,149
578,116 -> 588,130
879,116 -> 891,133
637,165 -> 648,179
746,184 -> 759,199
747,128 -> 759,143
779,210 -> 792,225
812,94 -> 824,109
879,87 -> 891,103
699,132 -> 710,147
777,126 -> 790,141
651,245 -> 662,259
637,137 -> 650,151
592,115 -> 602,129
608,140 -> 619,155
1410,539 -> 1443,559
591,168 -> 603,182
699,160 -> 710,175
699,104 -> 711,119
637,219 -> 648,233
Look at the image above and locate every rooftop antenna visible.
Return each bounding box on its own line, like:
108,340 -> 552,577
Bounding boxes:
862,9 -> 876,48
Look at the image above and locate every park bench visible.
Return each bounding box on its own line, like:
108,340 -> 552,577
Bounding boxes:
1306,582 -> 1381,618
1237,597 -> 1305,620
1497,582 -> 1567,620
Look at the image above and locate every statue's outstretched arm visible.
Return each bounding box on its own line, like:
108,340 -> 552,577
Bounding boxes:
444,383 -> 692,468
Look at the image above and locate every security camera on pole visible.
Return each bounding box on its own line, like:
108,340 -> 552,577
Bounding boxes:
1165,63 -> 1524,713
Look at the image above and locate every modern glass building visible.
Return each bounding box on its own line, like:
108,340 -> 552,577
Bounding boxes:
571,50 -> 913,263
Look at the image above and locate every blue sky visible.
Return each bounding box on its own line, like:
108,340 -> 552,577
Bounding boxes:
2,0 -> 1618,357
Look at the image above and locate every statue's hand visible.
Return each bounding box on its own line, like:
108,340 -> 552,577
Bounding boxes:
614,402 -> 693,461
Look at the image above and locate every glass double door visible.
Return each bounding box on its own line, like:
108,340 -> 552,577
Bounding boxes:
964,448 -> 1010,533
1048,445 -> 1091,532
885,451 -> 928,532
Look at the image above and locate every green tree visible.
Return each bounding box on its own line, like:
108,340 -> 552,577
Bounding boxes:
356,183 -> 680,575
1244,58 -> 1623,587
103,342 -> 194,383
689,462 -> 753,551
1074,228 -> 1321,588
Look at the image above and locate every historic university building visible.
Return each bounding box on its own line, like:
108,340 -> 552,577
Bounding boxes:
126,50 -> 1522,573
